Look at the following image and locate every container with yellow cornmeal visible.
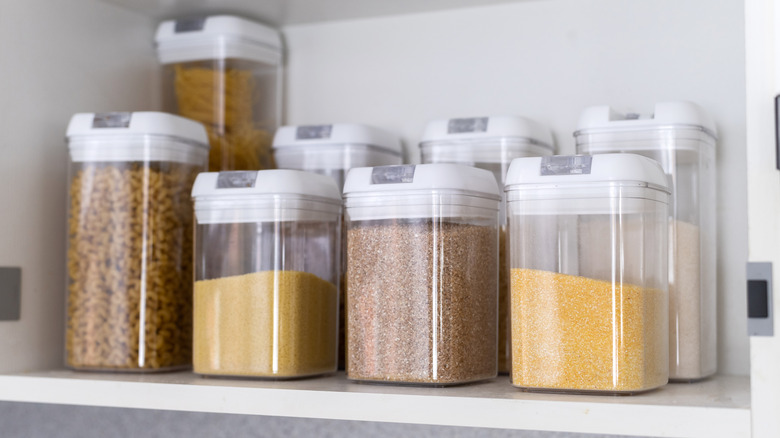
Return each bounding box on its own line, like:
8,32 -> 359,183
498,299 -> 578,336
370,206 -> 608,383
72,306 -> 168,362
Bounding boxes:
194,270 -> 338,378
511,268 -> 667,394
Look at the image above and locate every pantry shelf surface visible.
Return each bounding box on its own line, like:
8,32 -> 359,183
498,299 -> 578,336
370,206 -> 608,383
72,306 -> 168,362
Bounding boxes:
0,371 -> 750,437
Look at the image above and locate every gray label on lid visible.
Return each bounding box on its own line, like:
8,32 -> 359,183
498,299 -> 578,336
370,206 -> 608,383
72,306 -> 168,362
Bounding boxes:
217,171 -> 258,189
540,155 -> 593,176
371,165 -> 416,184
175,17 -> 207,33
447,117 -> 489,134
92,112 -> 131,129
296,125 -> 333,140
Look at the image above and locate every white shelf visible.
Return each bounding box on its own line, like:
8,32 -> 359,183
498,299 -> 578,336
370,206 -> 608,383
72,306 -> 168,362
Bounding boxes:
0,371 -> 750,438
98,0 -> 524,25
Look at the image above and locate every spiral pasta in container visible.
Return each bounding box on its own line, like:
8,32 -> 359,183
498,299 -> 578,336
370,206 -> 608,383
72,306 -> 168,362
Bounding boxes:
191,170 -> 342,379
156,15 -> 282,171
65,112 -> 209,372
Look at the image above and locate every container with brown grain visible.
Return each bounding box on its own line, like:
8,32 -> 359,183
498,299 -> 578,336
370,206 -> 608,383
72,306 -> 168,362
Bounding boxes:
65,112 -> 209,372
344,163 -> 500,386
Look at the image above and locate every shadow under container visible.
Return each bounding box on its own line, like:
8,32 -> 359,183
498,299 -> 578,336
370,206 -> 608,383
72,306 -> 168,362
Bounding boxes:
419,115 -> 554,374
273,122 -> 403,370
575,101 -> 717,382
505,154 -> 670,394
156,15 -> 283,171
191,170 -> 342,378
344,163 -> 500,386
65,111 -> 209,372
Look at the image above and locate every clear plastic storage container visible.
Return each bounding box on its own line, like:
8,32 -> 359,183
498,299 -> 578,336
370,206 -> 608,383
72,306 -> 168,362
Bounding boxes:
419,115 -> 554,373
273,122 -> 402,369
191,170 -> 342,378
273,123 -> 403,190
575,102 -> 717,382
506,154 -> 670,394
344,163 -> 500,386
156,15 -> 282,171
65,111 -> 209,371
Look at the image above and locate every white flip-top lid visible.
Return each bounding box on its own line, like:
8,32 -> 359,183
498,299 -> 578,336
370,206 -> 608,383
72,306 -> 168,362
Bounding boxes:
505,154 -> 670,215
575,101 -> 717,139
67,112 -> 209,164
155,15 -> 282,65
343,163 -> 500,221
192,170 -> 342,224
420,116 -> 554,147
273,123 -> 402,154
505,154 -> 669,189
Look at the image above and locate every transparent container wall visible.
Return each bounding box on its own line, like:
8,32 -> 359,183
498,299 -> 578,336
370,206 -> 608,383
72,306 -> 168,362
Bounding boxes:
163,58 -> 280,171
577,132 -> 716,381
193,218 -> 340,378
421,141 -> 552,374
508,196 -> 669,393
66,160 -> 201,371
346,215 -> 498,386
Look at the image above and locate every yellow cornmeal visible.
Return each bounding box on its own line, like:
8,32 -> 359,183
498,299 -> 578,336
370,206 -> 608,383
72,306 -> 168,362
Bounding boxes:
194,270 -> 338,378
511,269 -> 667,393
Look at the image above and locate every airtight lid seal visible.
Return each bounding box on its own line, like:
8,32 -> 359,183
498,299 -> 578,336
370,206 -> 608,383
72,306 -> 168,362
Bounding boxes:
574,101 -> 717,140
505,154 -> 669,190
66,112 -> 209,164
343,163 -> 500,221
155,15 -> 282,65
192,170 -> 342,224
273,123 -> 402,157
505,154 -> 670,215
419,116 -> 554,148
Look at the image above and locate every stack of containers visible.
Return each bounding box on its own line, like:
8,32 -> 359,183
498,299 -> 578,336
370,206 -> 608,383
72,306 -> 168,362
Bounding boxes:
156,15 -> 283,171
419,116 -> 554,373
191,170 -> 343,378
65,112 -> 209,371
574,102 -> 717,381
272,123 -> 403,368
506,154 -> 670,394
344,164 -> 500,386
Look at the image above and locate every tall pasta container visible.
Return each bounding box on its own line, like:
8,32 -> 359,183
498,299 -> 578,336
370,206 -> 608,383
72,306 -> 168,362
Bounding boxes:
506,154 -> 670,394
156,15 -> 282,171
65,112 -> 209,371
191,170 -> 342,378
273,122 -> 402,369
344,164 -> 500,386
419,116 -> 554,373
575,102 -> 717,381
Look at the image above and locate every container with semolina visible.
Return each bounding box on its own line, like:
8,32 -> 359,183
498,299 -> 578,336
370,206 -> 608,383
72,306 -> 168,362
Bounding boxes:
575,102 -> 717,382
505,154 -> 670,394
191,170 -> 342,379
344,163 -> 500,386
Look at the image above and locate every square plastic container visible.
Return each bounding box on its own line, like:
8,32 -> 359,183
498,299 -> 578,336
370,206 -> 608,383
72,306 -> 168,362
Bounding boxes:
191,170 -> 342,379
344,163 -> 500,386
575,101 -> 717,381
156,15 -> 282,171
65,112 -> 210,372
273,122 -> 402,369
506,154 -> 670,394
273,123 -> 403,190
419,115 -> 554,373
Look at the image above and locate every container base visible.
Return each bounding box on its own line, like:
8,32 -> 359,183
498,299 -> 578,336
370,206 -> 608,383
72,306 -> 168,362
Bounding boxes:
347,375 -> 496,388
513,384 -> 665,396
67,364 -> 191,374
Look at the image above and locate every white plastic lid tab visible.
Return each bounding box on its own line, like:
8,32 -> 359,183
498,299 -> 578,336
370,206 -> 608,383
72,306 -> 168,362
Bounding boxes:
155,15 -> 282,65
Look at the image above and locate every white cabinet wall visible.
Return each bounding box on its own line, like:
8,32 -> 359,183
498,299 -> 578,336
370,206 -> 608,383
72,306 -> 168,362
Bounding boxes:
0,0 -> 767,436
